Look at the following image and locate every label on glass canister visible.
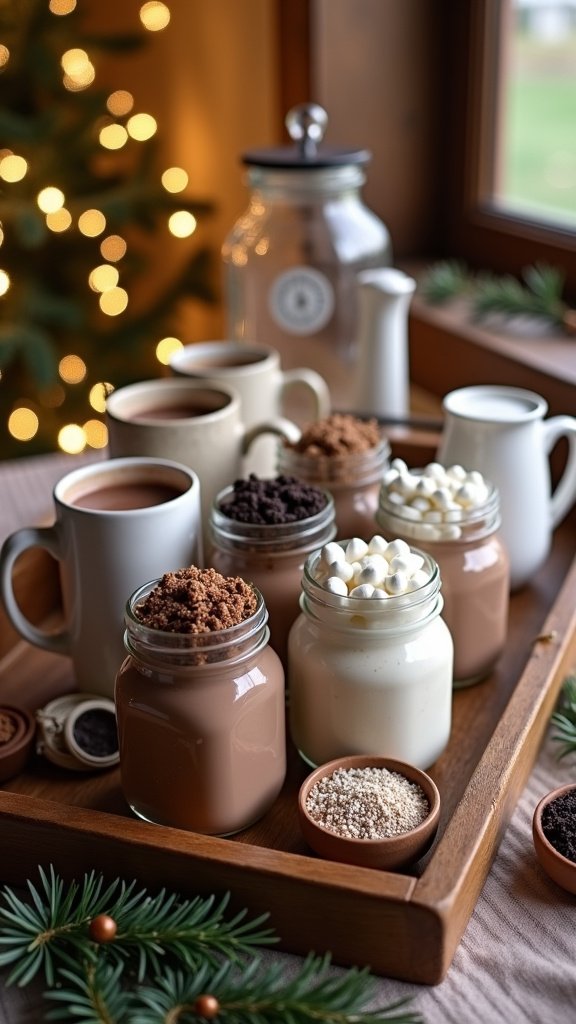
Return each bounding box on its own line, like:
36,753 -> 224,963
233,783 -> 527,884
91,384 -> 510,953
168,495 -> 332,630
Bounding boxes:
269,266 -> 334,335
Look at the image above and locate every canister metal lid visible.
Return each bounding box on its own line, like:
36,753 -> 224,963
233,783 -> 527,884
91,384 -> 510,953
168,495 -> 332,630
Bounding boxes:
242,103 -> 371,169
36,693 -> 119,772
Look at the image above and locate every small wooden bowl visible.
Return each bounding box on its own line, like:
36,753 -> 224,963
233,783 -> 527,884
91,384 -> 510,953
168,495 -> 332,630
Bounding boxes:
0,705 -> 36,783
298,755 -> 441,871
533,784 -> 576,895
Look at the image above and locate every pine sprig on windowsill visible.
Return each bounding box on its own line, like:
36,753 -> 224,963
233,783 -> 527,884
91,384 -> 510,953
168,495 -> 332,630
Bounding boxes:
419,259 -> 575,335
0,867 -> 424,1024
550,675 -> 576,760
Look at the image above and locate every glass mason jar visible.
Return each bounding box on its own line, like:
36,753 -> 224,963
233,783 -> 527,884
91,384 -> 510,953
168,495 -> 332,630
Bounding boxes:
377,478 -> 509,687
115,582 -> 286,836
222,104 -> 391,410
277,436 -> 390,542
207,487 -> 336,668
288,546 -> 453,771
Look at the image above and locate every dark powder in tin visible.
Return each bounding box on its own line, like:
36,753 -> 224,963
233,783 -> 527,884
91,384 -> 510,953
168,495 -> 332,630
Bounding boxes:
134,566 -> 257,633
73,708 -> 118,758
220,474 -> 327,525
541,788 -> 576,862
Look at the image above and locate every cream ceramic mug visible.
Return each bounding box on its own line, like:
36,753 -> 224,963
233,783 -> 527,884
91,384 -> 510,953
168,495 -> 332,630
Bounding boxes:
169,341 -> 331,476
437,385 -> 576,590
106,378 -> 301,533
0,457 -> 202,698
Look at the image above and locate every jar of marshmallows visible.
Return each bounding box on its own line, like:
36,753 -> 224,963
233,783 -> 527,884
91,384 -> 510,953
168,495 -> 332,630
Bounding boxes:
288,536 -> 453,770
377,460 -> 510,687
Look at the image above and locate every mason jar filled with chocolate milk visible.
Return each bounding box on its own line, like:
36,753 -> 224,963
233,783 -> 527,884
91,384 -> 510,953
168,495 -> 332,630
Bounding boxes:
222,104 -> 391,409
115,568 -> 286,836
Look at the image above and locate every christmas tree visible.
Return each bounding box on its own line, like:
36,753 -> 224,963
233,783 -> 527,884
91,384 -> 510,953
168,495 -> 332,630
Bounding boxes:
0,0 -> 215,460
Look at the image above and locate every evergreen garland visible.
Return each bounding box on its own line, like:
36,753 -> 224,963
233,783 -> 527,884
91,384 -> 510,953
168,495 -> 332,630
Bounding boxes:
550,675 -> 576,760
419,260 -> 575,334
0,867 -> 423,1024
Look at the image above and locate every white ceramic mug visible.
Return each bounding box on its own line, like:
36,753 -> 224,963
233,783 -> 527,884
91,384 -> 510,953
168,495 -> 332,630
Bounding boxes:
105,378 -> 301,532
437,385 -> 576,590
169,341 -> 330,476
0,457 -> 203,698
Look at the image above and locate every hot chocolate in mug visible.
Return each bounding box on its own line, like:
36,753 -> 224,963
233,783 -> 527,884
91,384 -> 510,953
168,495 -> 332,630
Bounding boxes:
169,341 -> 331,477
0,457 -> 203,698
437,385 -> 576,590
106,378 -> 301,533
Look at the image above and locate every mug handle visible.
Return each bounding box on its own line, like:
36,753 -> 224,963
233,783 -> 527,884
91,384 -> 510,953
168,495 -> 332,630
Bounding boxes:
280,368 -> 331,419
544,416 -> 576,529
0,525 -> 71,655
242,416 -> 302,456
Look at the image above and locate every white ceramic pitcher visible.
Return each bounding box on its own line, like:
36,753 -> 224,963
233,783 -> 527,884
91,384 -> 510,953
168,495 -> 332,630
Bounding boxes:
353,267 -> 416,419
437,385 -> 576,590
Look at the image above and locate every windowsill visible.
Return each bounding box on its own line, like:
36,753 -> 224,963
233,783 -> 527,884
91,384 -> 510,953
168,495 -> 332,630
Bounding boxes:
406,278 -> 576,416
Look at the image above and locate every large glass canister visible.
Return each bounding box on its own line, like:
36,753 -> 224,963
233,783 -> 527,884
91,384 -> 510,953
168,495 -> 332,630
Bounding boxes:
222,104 -> 392,409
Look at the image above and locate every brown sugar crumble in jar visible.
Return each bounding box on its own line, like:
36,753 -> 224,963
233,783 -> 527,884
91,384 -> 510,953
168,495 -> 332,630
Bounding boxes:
134,567 -> 257,634
284,413 -> 381,458
0,712 -> 17,745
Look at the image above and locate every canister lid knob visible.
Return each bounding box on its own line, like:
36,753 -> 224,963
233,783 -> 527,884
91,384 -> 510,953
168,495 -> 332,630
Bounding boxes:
285,103 -> 328,158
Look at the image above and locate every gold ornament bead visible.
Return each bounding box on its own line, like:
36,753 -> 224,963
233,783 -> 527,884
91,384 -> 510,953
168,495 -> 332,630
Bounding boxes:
193,994 -> 220,1019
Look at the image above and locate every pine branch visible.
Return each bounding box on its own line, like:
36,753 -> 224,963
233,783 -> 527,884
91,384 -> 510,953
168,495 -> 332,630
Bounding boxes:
0,870 -> 423,1024
550,675 -> 576,760
418,260 -> 470,304
471,263 -> 567,325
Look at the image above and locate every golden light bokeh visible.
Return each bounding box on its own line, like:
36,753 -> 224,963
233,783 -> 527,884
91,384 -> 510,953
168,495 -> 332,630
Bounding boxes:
230,243 -> 248,267
156,336 -> 183,365
58,424 -> 86,454
168,211 -> 196,238
61,48 -> 89,76
63,67 -> 95,92
89,264 -> 119,293
8,408 -> 39,441
37,187 -> 65,214
0,154 -> 27,182
46,208 -> 72,232
127,113 -> 157,141
49,0 -> 77,13
99,287 -> 128,316
59,354 -> 87,384
100,235 -> 127,262
78,209 -> 106,237
89,382 -> 114,413
255,238 -> 269,255
107,90 -> 134,117
84,419 -> 108,449
0,45 -> 9,68
140,2 -> 171,31
99,123 -> 128,150
0,270 -> 10,296
161,167 -> 188,193
0,225 -> 4,246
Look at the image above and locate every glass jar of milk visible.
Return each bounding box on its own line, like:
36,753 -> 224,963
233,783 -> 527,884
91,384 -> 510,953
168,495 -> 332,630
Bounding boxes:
288,544 -> 453,770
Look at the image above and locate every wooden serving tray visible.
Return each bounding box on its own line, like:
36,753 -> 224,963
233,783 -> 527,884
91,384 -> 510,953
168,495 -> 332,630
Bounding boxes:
1,491 -> 576,984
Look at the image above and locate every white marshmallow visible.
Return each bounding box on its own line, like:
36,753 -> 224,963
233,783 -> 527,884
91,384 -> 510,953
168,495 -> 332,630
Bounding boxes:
388,554 -> 411,575
384,571 -> 408,595
349,583 -> 375,599
370,588 -> 389,599
346,537 -> 369,562
328,559 -> 354,584
383,538 -> 410,561
319,542 -> 344,570
367,535 -> 389,556
324,576 -> 349,596
411,496 -> 432,513
447,464 -> 467,481
390,457 -> 408,474
357,560 -> 387,587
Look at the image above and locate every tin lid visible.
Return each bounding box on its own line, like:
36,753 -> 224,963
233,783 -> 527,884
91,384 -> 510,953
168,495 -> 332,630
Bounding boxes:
36,693 -> 119,772
242,103 -> 371,169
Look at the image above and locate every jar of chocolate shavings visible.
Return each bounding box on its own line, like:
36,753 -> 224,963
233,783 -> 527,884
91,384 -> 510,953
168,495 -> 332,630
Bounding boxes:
115,567 -> 286,836
208,474 -> 336,668
277,413 -> 390,541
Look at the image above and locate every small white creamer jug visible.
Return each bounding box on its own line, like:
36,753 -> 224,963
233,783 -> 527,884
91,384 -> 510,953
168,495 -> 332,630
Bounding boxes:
437,385 -> 576,590
353,267 -> 416,419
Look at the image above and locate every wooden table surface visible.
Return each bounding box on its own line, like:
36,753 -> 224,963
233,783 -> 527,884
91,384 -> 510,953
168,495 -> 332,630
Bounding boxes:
1,449 -> 576,1023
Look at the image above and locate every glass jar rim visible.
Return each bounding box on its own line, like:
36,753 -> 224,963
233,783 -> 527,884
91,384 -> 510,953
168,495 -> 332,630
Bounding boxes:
378,475 -> 501,534
278,436 -> 391,487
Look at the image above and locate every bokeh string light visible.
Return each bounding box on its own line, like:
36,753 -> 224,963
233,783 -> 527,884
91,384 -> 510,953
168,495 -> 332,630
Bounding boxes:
0,0 -> 210,456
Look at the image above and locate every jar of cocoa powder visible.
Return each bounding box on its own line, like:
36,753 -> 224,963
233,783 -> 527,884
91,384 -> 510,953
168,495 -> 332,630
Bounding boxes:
207,475 -> 336,667
377,462 -> 509,687
115,568 -> 286,836
277,414 -> 390,541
